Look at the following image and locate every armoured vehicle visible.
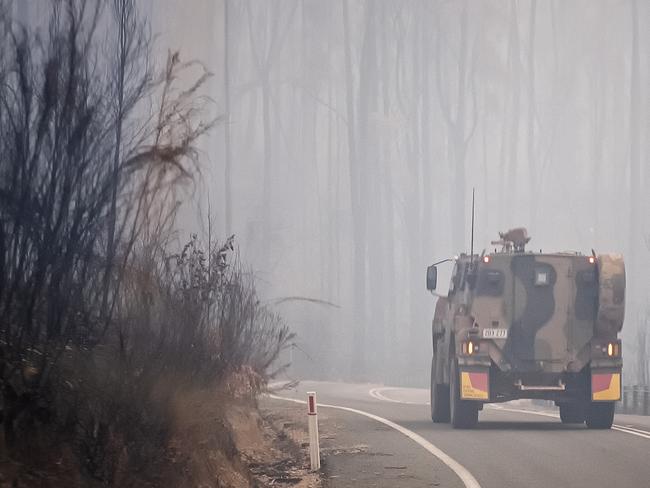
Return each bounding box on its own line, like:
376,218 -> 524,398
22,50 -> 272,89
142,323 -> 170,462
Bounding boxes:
426,228 -> 625,429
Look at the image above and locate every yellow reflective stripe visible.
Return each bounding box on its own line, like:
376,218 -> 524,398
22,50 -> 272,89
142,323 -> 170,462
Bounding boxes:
593,373 -> 621,401
461,372 -> 489,400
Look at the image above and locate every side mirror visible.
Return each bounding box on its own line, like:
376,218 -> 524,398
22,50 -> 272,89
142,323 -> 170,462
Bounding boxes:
426,265 -> 438,290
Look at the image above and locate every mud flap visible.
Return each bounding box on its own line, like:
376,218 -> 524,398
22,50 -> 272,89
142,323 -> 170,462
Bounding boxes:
591,371 -> 621,401
460,369 -> 489,401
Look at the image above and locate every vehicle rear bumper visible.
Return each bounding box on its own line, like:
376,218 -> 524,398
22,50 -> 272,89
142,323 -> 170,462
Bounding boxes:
458,360 -> 622,403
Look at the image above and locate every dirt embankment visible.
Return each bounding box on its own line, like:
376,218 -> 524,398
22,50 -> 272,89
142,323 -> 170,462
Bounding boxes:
163,390 -> 320,488
0,389 -> 320,488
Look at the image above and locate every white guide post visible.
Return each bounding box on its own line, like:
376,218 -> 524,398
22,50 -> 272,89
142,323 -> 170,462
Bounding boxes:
307,391 -> 320,470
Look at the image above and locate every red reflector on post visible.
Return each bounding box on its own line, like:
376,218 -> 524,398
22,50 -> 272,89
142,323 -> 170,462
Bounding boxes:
306,391 -> 320,470
308,392 -> 317,415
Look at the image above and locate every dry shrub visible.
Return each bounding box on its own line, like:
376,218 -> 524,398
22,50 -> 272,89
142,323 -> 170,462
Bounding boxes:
114,234 -> 293,387
225,366 -> 265,400
0,1 -> 288,484
43,234 -> 294,482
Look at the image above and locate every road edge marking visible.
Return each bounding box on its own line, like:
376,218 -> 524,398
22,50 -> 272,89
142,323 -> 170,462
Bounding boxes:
612,426 -> 650,439
368,387 -> 428,405
490,405 -> 650,439
612,424 -> 650,437
269,394 -> 481,488
366,386 -> 650,441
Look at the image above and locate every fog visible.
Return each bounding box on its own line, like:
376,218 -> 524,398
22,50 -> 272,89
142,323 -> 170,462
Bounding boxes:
160,0 -> 649,386
17,0 -> 648,385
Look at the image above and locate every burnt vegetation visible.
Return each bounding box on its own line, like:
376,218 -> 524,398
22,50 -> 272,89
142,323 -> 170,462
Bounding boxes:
0,0 -> 291,483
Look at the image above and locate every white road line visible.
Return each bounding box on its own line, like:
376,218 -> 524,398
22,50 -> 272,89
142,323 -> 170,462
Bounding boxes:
613,425 -> 650,436
368,389 -> 650,440
489,405 -> 650,439
368,387 -> 428,405
269,394 -> 482,488
612,426 -> 650,439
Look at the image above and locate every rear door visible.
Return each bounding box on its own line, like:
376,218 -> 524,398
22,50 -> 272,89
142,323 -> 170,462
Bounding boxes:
510,255 -> 569,361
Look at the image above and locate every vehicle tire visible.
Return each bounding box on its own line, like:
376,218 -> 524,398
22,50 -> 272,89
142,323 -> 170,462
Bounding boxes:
431,358 -> 450,423
559,403 -> 585,424
585,402 -> 615,429
449,359 -> 479,429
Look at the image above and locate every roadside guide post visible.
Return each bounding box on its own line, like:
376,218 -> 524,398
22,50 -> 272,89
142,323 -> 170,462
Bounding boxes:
307,391 -> 320,470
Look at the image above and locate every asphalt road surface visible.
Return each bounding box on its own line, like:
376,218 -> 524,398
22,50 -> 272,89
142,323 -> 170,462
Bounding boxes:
271,381 -> 650,488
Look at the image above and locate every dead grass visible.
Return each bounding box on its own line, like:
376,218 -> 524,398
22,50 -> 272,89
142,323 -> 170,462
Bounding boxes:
0,385 -> 317,488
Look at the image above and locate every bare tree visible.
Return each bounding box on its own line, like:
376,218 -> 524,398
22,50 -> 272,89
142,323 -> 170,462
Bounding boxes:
245,0 -> 297,269
526,0 -> 537,229
628,0 -> 640,289
341,0 -> 369,376
436,0 -> 478,249
506,0 -> 521,226
224,0 -> 233,234
102,0 -> 151,333
0,0 -> 213,447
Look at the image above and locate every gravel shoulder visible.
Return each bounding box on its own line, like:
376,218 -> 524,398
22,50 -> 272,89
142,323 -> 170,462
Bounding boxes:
261,396 -> 462,488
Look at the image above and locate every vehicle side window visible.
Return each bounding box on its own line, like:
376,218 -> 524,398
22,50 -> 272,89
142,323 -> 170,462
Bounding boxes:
459,264 -> 469,291
449,262 -> 460,296
476,269 -> 504,296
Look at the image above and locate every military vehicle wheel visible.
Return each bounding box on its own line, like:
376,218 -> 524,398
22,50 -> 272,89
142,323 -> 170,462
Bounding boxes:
559,403 -> 585,423
430,358 -> 450,422
449,360 -> 478,429
585,402 -> 614,429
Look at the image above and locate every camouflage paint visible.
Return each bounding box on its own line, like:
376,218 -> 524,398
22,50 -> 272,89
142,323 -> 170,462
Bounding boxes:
596,254 -> 625,337
442,252 -> 625,375
430,230 -> 625,411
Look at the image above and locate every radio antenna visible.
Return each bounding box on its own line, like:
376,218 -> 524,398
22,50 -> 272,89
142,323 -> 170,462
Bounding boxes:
470,188 -> 475,265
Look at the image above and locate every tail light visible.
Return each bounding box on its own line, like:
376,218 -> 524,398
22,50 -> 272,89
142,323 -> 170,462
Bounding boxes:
596,341 -> 621,358
605,342 -> 620,357
462,340 -> 480,355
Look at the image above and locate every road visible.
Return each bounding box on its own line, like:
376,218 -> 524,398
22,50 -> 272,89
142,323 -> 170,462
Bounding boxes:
270,381 -> 650,488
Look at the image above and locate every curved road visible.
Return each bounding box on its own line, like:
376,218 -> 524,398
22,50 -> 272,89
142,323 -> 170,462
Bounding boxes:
272,381 -> 650,488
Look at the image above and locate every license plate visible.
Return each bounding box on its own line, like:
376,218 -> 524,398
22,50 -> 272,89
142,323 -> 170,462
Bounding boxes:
482,328 -> 508,339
